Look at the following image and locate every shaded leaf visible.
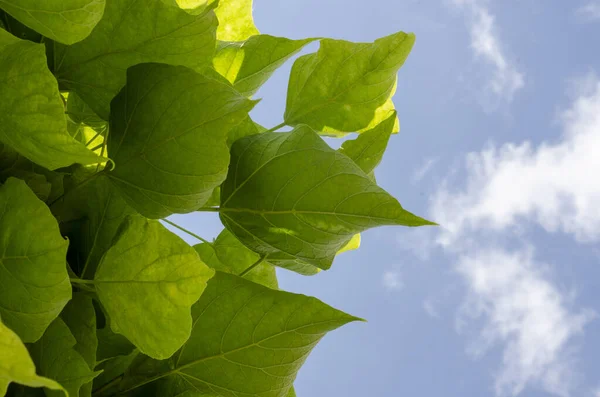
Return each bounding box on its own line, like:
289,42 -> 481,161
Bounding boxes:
94,216 -> 215,359
214,0 -> 259,41
284,31 -> 414,135
338,111 -> 396,176
194,228 -> 278,288
220,126 -> 435,269
213,35 -> 315,96
54,0 -> 218,119
96,328 -> 136,363
92,350 -> 139,396
28,318 -> 99,397
227,115 -> 263,147
0,0 -> 105,44
107,63 -> 256,219
0,30 -> 103,170
0,318 -> 66,396
120,272 -> 359,397
0,178 -> 71,343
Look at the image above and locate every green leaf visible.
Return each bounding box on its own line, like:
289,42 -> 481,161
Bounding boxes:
60,294 -> 97,397
0,11 -> 42,43
92,350 -> 138,396
96,328 -> 136,362
220,126 -> 435,269
28,318 -> 99,397
0,30 -> 104,170
0,0 -> 105,44
94,216 -> 215,359
107,63 -> 256,219
226,115 -> 263,147
120,272 -> 360,396
213,35 -> 315,96
0,178 -> 71,343
284,31 -> 414,135
214,0 -> 259,41
338,110 -> 396,176
54,0 -> 218,119
0,318 -> 66,396
287,386 -> 297,397
66,92 -> 107,132
194,229 -> 278,289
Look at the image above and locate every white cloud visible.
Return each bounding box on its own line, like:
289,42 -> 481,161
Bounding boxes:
431,75 -> 600,248
576,2 -> 600,21
412,157 -> 438,183
422,74 -> 600,396
382,271 -> 403,290
452,0 -> 524,103
395,227 -> 438,261
423,299 -> 440,319
457,248 -> 594,397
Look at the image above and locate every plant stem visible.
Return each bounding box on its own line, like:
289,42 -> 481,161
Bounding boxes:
92,375 -> 123,396
85,130 -> 104,146
265,122 -> 287,133
70,278 -> 96,285
95,126 -> 110,172
162,219 -> 210,244
196,207 -> 220,213
239,255 -> 268,277
88,142 -> 104,152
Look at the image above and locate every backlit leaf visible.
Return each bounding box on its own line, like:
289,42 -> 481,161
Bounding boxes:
54,0 -> 218,119
194,228 -> 278,288
213,35 -> 315,96
94,216 -> 215,359
0,30 -> 104,170
0,178 -> 71,343
119,272 -> 360,397
0,0 -> 105,44
28,318 -> 99,397
0,318 -> 66,396
214,0 -> 259,41
220,126 -> 435,269
107,63 -> 256,219
284,31 -> 414,135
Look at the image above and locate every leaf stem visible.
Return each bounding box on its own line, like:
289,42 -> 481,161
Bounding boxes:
92,375 -> 123,396
196,207 -> 221,213
95,125 -> 110,172
85,129 -> 104,147
70,278 -> 96,285
265,122 -> 287,133
239,255 -> 268,277
162,219 -> 210,244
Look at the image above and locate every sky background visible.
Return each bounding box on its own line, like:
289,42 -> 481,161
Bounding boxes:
167,1 -> 600,396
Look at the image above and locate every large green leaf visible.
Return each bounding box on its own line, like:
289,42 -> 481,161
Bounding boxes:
107,63 -> 256,219
0,30 -> 103,170
0,319 -> 66,396
338,110 -> 396,176
214,0 -> 258,41
213,35 -> 315,96
0,0 -> 105,45
284,31 -> 414,135
94,216 -> 215,359
287,386 -> 297,397
28,318 -> 99,397
120,272 -> 359,396
194,229 -> 278,288
0,178 -> 71,343
219,126 -> 435,269
53,0 -> 218,119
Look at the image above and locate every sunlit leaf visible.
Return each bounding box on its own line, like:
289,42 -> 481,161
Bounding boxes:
214,0 -> 259,41
284,31 -> 414,135
94,216 -> 215,359
220,125 -> 435,269
0,178 -> 71,343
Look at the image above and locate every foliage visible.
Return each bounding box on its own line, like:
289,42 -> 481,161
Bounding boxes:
0,1 -> 436,396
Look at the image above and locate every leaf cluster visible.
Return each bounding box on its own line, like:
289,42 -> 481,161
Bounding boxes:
0,1 -> 435,396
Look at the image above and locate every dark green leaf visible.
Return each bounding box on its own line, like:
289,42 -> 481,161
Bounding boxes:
0,318 -> 66,396
120,272 -> 360,397
0,178 -> 71,343
0,30 -> 104,170
96,328 -> 136,363
0,0 -> 105,44
284,31 -> 413,135
28,318 -> 99,397
54,0 -> 218,119
94,216 -> 215,359
213,35 -> 315,96
220,126 -> 435,269
107,63 -> 256,219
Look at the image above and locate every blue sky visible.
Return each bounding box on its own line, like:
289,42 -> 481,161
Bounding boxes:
168,1 -> 600,396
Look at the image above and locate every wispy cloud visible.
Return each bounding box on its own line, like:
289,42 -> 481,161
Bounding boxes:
575,2 -> 600,22
423,299 -> 440,319
452,0 -> 524,104
412,157 -> 438,183
382,271 -> 403,291
422,73 -> 600,396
